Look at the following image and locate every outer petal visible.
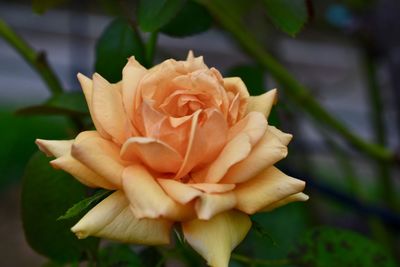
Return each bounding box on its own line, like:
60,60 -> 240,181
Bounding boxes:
123,165 -> 195,221
71,131 -> 127,187
36,139 -> 73,157
227,112 -> 267,146
247,89 -> 277,118
221,126 -> 291,184
71,191 -> 172,245
182,210 -> 251,267
189,183 -> 235,193
92,73 -> 132,144
77,73 -> 111,139
121,137 -> 183,173
234,166 -> 306,214
223,77 -> 250,121
158,179 -> 203,204
195,192 -> 237,220
260,192 -> 309,212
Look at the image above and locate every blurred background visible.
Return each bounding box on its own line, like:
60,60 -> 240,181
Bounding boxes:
0,0 -> 399,266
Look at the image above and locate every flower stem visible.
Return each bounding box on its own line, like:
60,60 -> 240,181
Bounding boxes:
145,31 -> 158,67
0,19 -> 63,95
231,254 -> 292,266
199,0 -> 397,164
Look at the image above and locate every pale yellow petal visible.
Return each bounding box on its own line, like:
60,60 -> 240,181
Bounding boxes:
35,139 -> 73,157
221,126 -> 290,184
71,131 -> 127,187
260,192 -> 309,212
223,77 -> 250,100
227,112 -> 267,146
189,183 -> 235,194
71,191 -> 172,245
234,166 -> 306,214
157,179 -> 202,204
121,137 -> 183,173
268,125 -> 293,146
123,165 -> 195,221
77,73 -> 111,139
195,192 -> 237,220
182,210 -> 251,267
247,89 -> 277,118
92,73 -> 132,144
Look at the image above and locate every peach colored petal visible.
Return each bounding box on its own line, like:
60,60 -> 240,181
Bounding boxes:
71,191 -> 172,245
193,133 -> 251,183
268,125 -> 293,146
260,192 -> 309,212
195,192 -> 237,220
50,155 -> 116,189
77,73 -> 111,139
122,165 -> 195,221
35,139 -> 73,157
247,89 -> 277,119
121,137 -> 183,173
189,183 -> 235,194
71,131 -> 127,187
157,179 -> 202,204
223,77 -> 250,121
221,126 -> 290,184
92,73 -> 132,144
122,56 -> 147,124
182,210 -> 251,267
228,112 -> 267,146
234,166 -> 306,214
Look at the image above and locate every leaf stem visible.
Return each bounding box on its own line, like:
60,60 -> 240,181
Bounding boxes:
0,19 -> 63,95
145,31 -> 158,67
199,0 -> 397,164
231,254 -> 292,266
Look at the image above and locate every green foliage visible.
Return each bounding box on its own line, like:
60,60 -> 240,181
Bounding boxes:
95,18 -> 145,83
99,244 -> 142,267
139,247 -> 164,267
262,0 -> 308,36
58,189 -> 112,220
161,1 -> 212,37
32,0 -> 68,14
226,65 -> 265,96
289,227 -> 397,267
21,152 -> 99,263
16,92 -> 88,117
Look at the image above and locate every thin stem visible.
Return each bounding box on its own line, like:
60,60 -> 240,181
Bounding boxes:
231,254 -> 292,266
145,31 -> 158,67
199,0 -> 397,164
0,19 -> 63,95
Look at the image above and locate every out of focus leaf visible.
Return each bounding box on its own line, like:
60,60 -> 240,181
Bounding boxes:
251,219 -> 278,246
137,0 -> 185,32
161,1 -> 212,37
32,0 -> 68,14
226,65 -> 265,96
95,18 -> 145,83
139,247 -> 164,267
22,152 -> 99,262
263,0 -> 308,36
99,244 -> 142,267
16,92 -> 88,116
58,189 -> 112,220
289,226 -> 397,267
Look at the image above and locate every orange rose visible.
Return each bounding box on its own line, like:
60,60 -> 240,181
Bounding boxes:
36,51 -> 308,267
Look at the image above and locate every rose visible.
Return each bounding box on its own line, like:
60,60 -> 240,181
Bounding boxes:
36,51 -> 308,267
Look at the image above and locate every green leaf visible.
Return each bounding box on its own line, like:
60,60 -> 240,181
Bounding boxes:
226,65 -> 265,96
95,18 -> 146,83
32,0 -> 68,14
161,1 -> 212,37
16,92 -> 89,116
289,226 -> 397,267
262,0 -> 308,36
251,219 -> 278,246
99,244 -> 142,267
137,0 -> 185,32
58,189 -> 112,220
21,152 -> 99,262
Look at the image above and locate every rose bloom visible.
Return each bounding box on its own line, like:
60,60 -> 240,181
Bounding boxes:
36,52 -> 308,267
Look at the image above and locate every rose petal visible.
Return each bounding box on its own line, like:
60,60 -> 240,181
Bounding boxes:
35,139 -> 73,157
227,112 -> 267,146
71,131 -> 127,187
223,77 -> 250,121
157,179 -> 203,204
182,210 -> 251,267
121,137 -> 183,173
71,191 -> 172,245
189,183 -> 235,193
123,165 -> 195,221
234,166 -> 306,214
195,192 -> 237,220
268,125 -> 293,146
247,89 -> 277,119
92,73 -> 132,144
77,73 -> 111,139
221,126 -> 291,184
260,192 -> 309,212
